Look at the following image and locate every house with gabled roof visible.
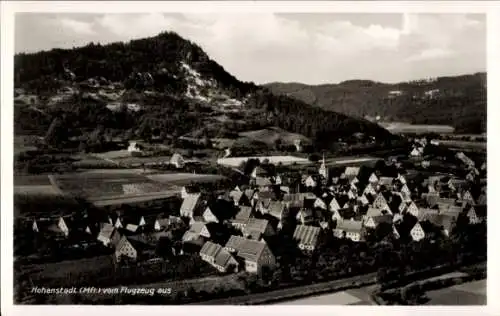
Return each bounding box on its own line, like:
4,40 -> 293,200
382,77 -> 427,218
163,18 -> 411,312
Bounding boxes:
363,213 -> 393,229
344,166 -> 361,178
314,197 -> 328,210
224,236 -> 276,273
459,190 -> 475,205
293,225 -> 322,252
97,223 -> 122,247
329,197 -> 341,212
304,175 -> 317,188
179,193 -> 203,218
416,208 -> 441,222
333,219 -> 365,242
283,192 -> 316,209
465,205 -> 483,224
200,241 -> 239,273
358,194 -> 370,206
372,192 -> 392,213
296,208 -> 316,225
32,216 -> 71,237
363,183 -> 377,197
181,185 -> 201,199
230,206 -> 254,229
170,153 -> 185,169
377,177 -> 394,190
267,201 -> 288,222
229,190 -> 251,206
410,221 -> 435,242
426,214 -> 456,237
242,218 -> 275,240
115,235 -> 156,262
369,173 -> 379,184
405,201 -> 419,218
154,216 -> 183,231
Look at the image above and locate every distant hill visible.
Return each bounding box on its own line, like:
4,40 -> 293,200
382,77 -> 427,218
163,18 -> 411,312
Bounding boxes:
13,31 -> 396,152
266,73 -> 487,134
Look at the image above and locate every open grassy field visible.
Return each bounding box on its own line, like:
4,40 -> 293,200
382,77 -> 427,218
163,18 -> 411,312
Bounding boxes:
14,185 -> 61,196
325,156 -> 382,167
239,127 -> 312,146
380,122 -> 455,134
27,255 -> 115,280
111,155 -> 172,166
93,150 -> 132,160
146,173 -> 226,186
425,279 -> 486,305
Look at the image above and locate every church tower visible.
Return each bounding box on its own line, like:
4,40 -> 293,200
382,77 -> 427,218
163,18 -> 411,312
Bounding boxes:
319,154 -> 328,179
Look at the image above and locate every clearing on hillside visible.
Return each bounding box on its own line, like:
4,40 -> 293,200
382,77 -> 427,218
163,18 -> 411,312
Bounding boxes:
239,127 -> 312,147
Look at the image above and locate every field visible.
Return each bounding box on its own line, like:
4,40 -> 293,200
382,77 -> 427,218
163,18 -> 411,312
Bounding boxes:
380,122 -> 455,134
110,155 -> 172,166
52,172 -> 173,199
217,155 -> 311,167
425,279 -> 486,305
146,173 -> 226,186
238,127 -> 312,146
14,185 -> 61,196
325,156 -> 382,167
93,150 -> 132,160
437,140 -> 487,151
26,255 -> 115,280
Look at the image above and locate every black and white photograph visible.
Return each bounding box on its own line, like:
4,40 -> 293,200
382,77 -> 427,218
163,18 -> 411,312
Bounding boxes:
1,1 -> 493,310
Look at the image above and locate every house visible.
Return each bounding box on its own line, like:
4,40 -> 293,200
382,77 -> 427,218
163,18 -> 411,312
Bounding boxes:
229,190 -> 251,206
314,197 -> 328,210
410,147 -> 424,157
466,205 -> 483,224
405,202 -> 420,217
127,141 -> 142,153
32,217 -> 70,237
224,236 -> 276,273
181,185 -> 201,199
459,190 -> 475,204
97,223 -> 122,247
230,206 -> 254,229
179,193 -> 203,218
329,197 -> 341,212
183,221 -> 211,241
369,173 -> 379,184
199,241 -> 239,273
377,177 -> 394,190
268,201 -> 288,222
244,189 -> 258,206
293,225 -> 322,252
283,192 -> 317,209
242,218 -> 275,240
363,214 -> 393,229
115,235 -> 155,262
296,208 -> 316,225
357,194 -> 370,206
416,208 -> 441,222
170,153 -> 185,169
372,192 -> 392,213
250,166 -> 269,179
154,216 -> 183,231
333,219 -> 364,242
256,198 -> 273,215
304,175 -> 317,188
363,183 -> 377,197
255,176 -> 273,188
344,166 -> 360,178
410,222 -> 435,242
448,178 -> 467,192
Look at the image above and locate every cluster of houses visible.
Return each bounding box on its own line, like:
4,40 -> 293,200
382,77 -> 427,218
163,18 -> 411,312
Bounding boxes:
27,154 -> 487,275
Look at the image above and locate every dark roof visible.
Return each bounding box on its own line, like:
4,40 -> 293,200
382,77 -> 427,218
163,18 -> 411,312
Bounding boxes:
224,235 -> 271,262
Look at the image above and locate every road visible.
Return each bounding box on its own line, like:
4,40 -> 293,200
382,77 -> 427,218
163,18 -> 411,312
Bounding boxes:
191,272 -> 377,305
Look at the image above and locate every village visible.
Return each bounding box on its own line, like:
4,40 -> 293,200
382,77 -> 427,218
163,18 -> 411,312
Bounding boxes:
13,132 -> 487,304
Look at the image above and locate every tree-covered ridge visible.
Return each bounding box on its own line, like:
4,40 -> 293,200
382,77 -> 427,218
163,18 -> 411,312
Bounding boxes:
14,31 -> 395,150
266,73 -> 487,134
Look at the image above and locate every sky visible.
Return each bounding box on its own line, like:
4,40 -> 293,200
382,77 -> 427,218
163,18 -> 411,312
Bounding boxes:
14,13 -> 486,85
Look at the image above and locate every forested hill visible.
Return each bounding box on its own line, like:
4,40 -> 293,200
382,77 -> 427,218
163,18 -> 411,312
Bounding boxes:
14,31 -> 396,150
266,73 -> 487,134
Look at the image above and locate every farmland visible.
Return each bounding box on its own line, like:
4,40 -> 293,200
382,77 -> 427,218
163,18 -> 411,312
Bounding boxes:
436,140 -> 487,151
217,156 -> 311,167
238,127 -> 312,147
380,122 -> 455,135
146,173 -> 226,186
52,172 -> 173,199
277,288 -> 375,305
